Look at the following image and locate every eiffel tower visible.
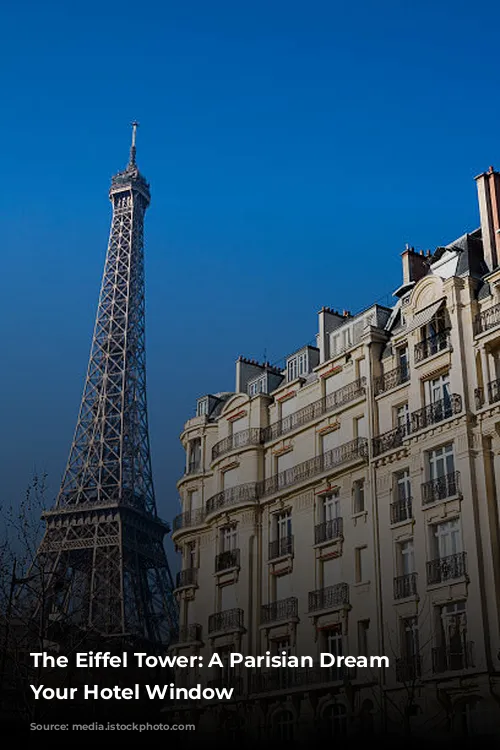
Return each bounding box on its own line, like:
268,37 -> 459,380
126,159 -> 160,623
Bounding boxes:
23,125 -> 178,646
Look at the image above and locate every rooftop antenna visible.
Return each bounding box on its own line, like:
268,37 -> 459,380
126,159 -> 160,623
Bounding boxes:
129,121 -> 139,167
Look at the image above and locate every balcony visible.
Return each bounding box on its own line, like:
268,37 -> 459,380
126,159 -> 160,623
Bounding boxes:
212,428 -> 263,461
172,623 -> 202,644
206,482 -> 258,516
208,608 -> 244,635
261,596 -> 298,625
373,424 -> 408,457
175,568 -> 198,589
395,656 -> 421,683
257,438 -> 368,498
374,365 -> 410,396
410,394 -> 462,432
474,302 -> 500,334
488,378 -> 500,405
393,572 -> 418,600
426,552 -> 467,585
414,329 -> 451,363
422,471 -> 460,505
215,549 -> 240,573
173,508 -> 206,533
432,642 -> 474,673
250,664 -> 356,694
314,517 -> 343,545
261,378 -> 366,442
207,675 -> 243,695
308,582 -> 349,612
269,535 -> 294,560
390,497 -> 413,524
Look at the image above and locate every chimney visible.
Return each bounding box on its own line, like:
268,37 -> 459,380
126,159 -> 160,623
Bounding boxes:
475,165 -> 500,272
400,245 -> 429,286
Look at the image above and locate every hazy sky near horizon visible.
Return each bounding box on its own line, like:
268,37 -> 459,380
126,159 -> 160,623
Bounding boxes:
1,0 -> 499,551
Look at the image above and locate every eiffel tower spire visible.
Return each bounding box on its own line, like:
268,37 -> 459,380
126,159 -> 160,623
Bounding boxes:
23,126 -> 178,644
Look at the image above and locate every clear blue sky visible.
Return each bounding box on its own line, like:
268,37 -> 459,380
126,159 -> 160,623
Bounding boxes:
0,0 -> 498,537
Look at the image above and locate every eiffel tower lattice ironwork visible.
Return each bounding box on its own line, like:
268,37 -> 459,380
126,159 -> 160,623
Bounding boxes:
25,124 -> 178,645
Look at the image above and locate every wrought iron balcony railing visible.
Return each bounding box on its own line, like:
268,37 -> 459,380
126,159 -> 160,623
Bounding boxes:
308,582 -> 349,612
395,656 -> 421,683
393,572 -> 418,600
390,497 -> 413,524
175,568 -> 198,589
426,552 -> 467,585
172,623 -> 202,644
207,676 -> 243,695
261,596 -> 298,625
414,329 -> 451,363
215,549 -> 240,572
432,642 -> 474,673
173,507 -> 206,532
212,428 -> 263,461
374,365 -> 410,396
411,394 -> 461,432
206,482 -> 259,515
257,438 -> 368,498
372,424 -> 409,457
314,517 -> 343,545
208,608 -> 244,635
488,378 -> 500,405
475,302 -> 500,334
422,471 -> 460,505
269,535 -> 294,560
261,379 -> 366,442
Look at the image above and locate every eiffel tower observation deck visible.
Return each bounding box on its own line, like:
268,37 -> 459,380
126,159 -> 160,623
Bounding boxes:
22,125 -> 178,645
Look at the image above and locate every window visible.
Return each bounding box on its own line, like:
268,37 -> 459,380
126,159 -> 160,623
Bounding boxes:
395,469 -> 411,501
220,583 -> 237,611
272,637 -> 291,656
272,710 -> 294,741
275,509 -> 292,541
323,704 -> 348,735
216,645 -> 232,683
433,518 -> 462,559
322,492 -> 340,522
187,488 -> 200,512
358,620 -> 370,656
396,403 -> 410,430
357,358 -> 366,380
399,539 -> 415,575
188,438 -> 201,473
298,351 -> 308,376
428,443 -> 454,481
402,616 -> 419,661
287,358 -> 298,382
427,373 -> 450,406
324,625 -> 344,681
355,546 -> 368,583
185,540 -> 197,569
196,398 -> 208,417
398,346 -> 409,378
322,429 -> 339,454
275,573 -> 292,602
437,601 -> 469,670
343,327 -> 353,350
355,415 -> 367,438
220,525 -> 237,552
353,480 -> 365,514
322,557 -> 338,587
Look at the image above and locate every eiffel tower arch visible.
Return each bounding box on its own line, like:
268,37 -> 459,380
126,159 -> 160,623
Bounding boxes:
21,125 -> 178,646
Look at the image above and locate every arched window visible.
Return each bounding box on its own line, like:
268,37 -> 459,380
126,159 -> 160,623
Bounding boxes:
272,709 -> 294,741
323,703 -> 348,735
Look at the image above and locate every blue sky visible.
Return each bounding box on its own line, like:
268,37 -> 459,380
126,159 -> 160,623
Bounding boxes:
0,0 -> 498,540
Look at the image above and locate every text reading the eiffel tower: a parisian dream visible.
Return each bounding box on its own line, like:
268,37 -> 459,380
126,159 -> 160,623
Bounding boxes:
28,651 -> 389,702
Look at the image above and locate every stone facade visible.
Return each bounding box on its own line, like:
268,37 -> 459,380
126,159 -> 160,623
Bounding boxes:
166,166 -> 500,741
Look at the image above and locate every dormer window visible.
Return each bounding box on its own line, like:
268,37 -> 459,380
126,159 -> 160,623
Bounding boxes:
196,398 -> 208,417
286,347 -> 319,382
248,375 -> 267,397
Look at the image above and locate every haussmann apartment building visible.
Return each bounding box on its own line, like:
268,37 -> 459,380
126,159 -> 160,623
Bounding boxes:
166,165 -> 500,741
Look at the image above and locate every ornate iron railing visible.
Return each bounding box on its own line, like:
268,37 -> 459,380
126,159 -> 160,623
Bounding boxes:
393,572 -> 418,600
414,329 -> 451,363
212,428 -> 263,461
475,302 -> 500,334
208,608 -> 244,634
175,568 -> 198,588
261,378 -> 366,442
395,656 -> 421,682
390,497 -> 412,524
269,535 -> 294,560
432,642 -> 474,673
422,471 -> 460,505
172,623 -> 202,644
426,552 -> 467,585
374,365 -> 410,396
215,549 -> 240,572
372,424 -> 409,457
411,394 -> 461,432
314,517 -> 343,544
173,507 -> 206,532
308,582 -> 349,612
257,438 -> 368,498
206,482 -> 259,515
261,596 -> 298,624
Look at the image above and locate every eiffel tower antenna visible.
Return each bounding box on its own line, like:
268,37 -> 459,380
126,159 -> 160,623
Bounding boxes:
22,126 -> 178,645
